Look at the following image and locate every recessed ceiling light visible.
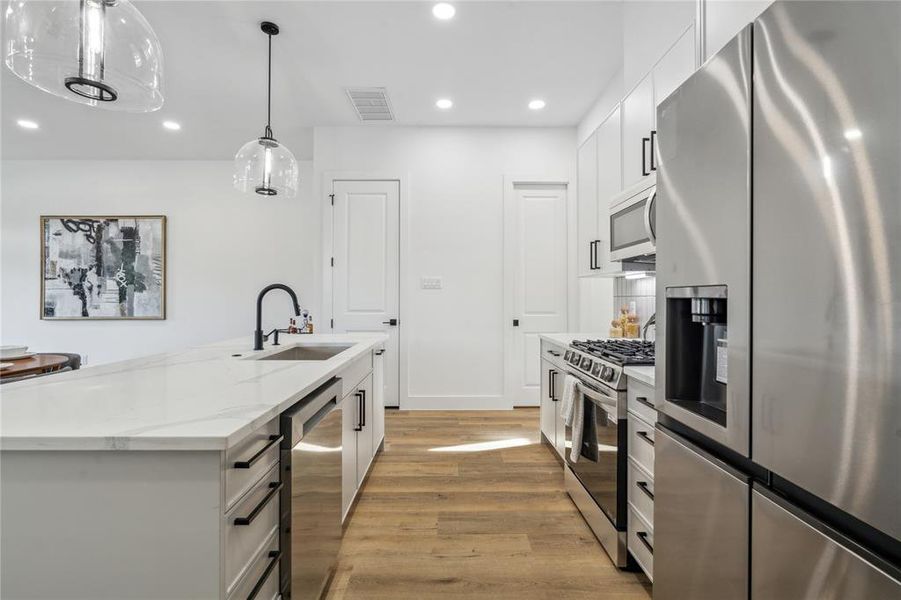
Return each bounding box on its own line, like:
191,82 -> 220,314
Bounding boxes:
16,119 -> 39,130
843,128 -> 862,140
162,120 -> 181,131
528,99 -> 546,110
436,98 -> 453,110
432,3 -> 455,20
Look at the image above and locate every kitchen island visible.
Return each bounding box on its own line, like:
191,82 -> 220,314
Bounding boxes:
0,333 -> 386,600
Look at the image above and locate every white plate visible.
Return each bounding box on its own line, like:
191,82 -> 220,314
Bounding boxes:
0,352 -> 35,361
0,363 -> 14,369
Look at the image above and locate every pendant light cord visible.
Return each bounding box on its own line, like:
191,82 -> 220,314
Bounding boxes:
263,31 -> 273,140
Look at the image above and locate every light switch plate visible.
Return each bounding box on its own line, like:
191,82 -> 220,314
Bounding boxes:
421,277 -> 442,290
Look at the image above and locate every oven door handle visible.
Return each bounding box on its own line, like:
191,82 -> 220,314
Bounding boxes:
573,380 -> 619,415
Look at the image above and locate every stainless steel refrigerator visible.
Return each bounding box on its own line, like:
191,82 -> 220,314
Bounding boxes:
653,2 -> 901,598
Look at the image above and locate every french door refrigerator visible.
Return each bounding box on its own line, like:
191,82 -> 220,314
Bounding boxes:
653,2 -> 901,598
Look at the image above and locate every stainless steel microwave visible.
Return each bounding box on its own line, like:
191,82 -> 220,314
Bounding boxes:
609,177 -> 656,262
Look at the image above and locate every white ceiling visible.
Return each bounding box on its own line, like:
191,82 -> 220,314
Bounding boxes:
1,1 -> 623,160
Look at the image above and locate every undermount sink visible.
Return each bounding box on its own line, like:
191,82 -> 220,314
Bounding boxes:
256,344 -> 353,361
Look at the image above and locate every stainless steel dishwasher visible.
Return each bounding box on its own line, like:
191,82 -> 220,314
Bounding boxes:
279,377 -> 343,600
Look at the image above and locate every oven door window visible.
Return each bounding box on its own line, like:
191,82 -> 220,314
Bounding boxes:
610,198 -> 649,252
570,396 -> 620,524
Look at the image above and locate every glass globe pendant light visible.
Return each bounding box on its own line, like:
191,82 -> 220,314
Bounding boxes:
3,0 -> 164,111
233,21 -> 298,198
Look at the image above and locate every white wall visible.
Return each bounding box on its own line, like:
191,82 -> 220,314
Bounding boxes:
314,126 -> 576,409
0,160 -> 317,365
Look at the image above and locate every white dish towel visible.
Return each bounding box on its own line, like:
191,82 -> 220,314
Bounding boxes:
560,374 -> 584,463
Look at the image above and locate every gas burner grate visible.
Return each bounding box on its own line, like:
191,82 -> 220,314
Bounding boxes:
570,339 -> 655,366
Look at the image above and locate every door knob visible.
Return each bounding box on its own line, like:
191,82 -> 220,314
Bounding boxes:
382,318 -> 398,326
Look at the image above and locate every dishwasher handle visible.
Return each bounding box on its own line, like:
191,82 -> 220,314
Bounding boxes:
303,398 -> 337,436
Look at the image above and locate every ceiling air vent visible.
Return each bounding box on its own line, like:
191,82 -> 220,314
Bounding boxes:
346,87 -> 394,122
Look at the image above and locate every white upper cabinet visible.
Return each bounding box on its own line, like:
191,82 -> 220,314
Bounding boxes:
595,104 -> 622,273
654,24 -> 697,108
622,74 -> 655,190
704,0 -> 772,60
577,131 -> 599,277
623,0 -> 696,92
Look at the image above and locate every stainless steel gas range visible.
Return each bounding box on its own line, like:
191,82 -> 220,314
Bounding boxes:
561,339 -> 654,569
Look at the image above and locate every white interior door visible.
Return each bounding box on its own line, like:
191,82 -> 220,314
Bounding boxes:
331,180 -> 400,408
505,183 -> 568,406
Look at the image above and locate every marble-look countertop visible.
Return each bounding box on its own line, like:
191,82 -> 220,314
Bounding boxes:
0,333 -> 386,452
623,365 -> 656,388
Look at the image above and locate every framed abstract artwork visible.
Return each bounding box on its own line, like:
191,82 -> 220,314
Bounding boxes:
40,216 -> 167,320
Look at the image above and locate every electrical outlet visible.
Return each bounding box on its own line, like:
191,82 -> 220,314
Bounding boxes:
421,277 -> 442,290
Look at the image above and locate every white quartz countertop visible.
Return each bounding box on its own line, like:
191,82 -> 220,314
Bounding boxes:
538,333 -> 607,347
0,333 -> 386,452
624,366 -> 656,387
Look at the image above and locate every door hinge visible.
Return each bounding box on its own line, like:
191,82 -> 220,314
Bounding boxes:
329,194 -> 335,205
330,318 -> 334,329
330,257 -> 334,267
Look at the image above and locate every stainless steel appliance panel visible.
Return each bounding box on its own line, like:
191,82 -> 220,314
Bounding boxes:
281,379 -> 343,600
655,26 -> 753,455
752,1 -> 901,541
752,487 -> 901,599
654,427 -> 749,600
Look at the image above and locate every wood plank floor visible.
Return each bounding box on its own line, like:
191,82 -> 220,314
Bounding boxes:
324,409 -> 652,600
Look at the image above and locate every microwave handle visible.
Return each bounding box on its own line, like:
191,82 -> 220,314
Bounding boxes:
643,188 -> 656,244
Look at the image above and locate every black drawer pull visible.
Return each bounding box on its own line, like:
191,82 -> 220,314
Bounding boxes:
547,350 -> 561,357
246,549 -> 281,600
637,480 -> 655,501
233,481 -> 281,526
637,430 -> 655,447
634,396 -> 656,411
637,531 -> 654,555
233,434 -> 283,469
354,392 -> 364,431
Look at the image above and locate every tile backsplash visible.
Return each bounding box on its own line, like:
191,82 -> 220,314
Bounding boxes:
613,276 -> 656,333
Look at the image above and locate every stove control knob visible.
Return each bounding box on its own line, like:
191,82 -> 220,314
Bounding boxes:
602,367 -> 615,381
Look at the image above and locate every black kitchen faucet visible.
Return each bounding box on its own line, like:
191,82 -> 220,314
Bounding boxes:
254,283 -> 301,351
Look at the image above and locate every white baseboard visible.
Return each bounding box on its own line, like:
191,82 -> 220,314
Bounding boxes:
402,395 -> 511,410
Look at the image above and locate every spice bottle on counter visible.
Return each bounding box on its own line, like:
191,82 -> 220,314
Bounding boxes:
306,314 -> 314,334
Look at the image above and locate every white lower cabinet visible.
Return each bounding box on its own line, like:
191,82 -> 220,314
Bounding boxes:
539,340 -> 567,460
626,375 -> 657,581
341,351 -> 384,521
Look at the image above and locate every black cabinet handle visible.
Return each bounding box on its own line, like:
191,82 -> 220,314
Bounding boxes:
361,389 -> 366,428
650,130 -> 657,171
637,430 -> 655,447
382,318 -> 398,326
637,531 -> 654,555
233,481 -> 282,526
375,349 -> 385,356
641,137 -> 650,176
547,350 -> 561,357
354,392 -> 363,431
589,240 -> 596,270
637,480 -> 655,501
233,435 -> 283,469
246,549 -> 281,600
634,396 -> 656,411
593,239 -> 602,270
549,370 -> 557,401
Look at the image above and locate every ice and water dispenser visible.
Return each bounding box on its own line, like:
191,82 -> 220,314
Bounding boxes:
664,285 -> 729,426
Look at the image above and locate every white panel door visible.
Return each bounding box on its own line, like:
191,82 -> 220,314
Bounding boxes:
505,184 -> 568,406
332,180 -> 400,408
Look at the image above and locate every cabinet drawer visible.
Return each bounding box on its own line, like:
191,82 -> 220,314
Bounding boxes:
225,417 -> 281,510
627,379 -> 657,425
540,340 -> 566,370
227,530 -> 280,600
225,464 -> 281,596
627,458 -> 654,527
339,352 -> 373,399
628,414 -> 655,475
628,505 -> 654,581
